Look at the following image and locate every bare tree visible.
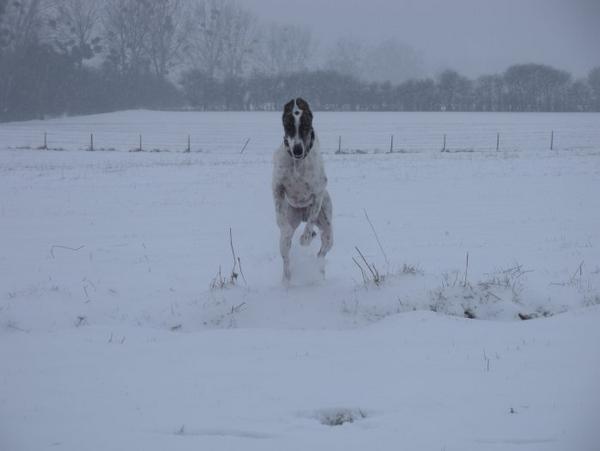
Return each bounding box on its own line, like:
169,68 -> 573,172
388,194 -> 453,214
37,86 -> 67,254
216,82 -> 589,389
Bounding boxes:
437,69 -> 473,111
47,0 -> 101,67
0,0 -> 51,115
190,0 -> 224,78
102,0 -> 151,76
504,64 -> 570,112
588,67 -> 600,111
190,0 -> 257,79
219,1 -> 258,79
144,0 -> 192,78
474,74 -> 504,111
324,36 -> 364,79
0,0 -> 49,51
258,22 -> 315,75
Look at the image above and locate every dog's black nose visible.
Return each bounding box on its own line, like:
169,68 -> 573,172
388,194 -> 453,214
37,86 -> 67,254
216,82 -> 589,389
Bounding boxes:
292,144 -> 303,157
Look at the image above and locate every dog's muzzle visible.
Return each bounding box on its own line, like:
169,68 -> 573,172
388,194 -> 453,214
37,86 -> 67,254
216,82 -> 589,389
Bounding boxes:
285,138 -> 308,160
292,144 -> 303,158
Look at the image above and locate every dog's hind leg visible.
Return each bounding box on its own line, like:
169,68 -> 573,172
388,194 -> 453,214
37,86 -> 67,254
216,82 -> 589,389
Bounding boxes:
279,208 -> 302,283
316,191 -> 333,259
280,226 -> 294,282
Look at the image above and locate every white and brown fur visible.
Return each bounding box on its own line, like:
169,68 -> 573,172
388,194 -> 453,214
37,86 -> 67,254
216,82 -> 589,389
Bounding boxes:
272,97 -> 333,282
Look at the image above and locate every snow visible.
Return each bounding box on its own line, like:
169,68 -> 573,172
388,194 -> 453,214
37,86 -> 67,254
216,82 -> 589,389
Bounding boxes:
2,310 -> 599,450
1,110 -> 600,450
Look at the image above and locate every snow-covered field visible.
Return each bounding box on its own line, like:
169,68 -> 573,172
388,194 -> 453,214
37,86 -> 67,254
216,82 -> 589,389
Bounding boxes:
2,110 -> 600,154
1,110 -> 600,450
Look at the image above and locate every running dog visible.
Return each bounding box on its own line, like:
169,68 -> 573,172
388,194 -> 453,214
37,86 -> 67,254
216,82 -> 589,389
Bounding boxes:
272,98 -> 333,282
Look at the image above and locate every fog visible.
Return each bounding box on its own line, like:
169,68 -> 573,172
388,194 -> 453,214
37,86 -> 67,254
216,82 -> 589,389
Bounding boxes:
1,0 -> 599,120
245,0 -> 600,78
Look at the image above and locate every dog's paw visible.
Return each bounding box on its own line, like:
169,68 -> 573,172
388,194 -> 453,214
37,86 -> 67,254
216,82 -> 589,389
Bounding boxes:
318,257 -> 326,279
282,260 -> 292,283
299,227 -> 316,246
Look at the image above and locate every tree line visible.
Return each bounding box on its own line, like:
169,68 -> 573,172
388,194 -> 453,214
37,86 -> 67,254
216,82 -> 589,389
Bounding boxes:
182,65 -> 600,112
1,0 -> 599,122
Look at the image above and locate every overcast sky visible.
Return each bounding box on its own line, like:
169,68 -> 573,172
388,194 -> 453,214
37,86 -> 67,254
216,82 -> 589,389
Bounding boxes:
244,0 -> 600,78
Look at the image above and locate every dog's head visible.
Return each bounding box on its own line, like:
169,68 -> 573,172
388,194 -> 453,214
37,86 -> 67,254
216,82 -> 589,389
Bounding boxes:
282,97 -> 315,160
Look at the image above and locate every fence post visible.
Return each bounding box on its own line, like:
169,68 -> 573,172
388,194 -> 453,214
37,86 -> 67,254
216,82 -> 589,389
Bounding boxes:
90,133 -> 94,151
240,137 -> 250,154
550,130 -> 554,150
442,134 -> 446,152
338,136 -> 341,153
389,134 -> 394,153
186,135 -> 191,153
139,134 -> 143,152
496,132 -> 500,151
43,132 -> 47,150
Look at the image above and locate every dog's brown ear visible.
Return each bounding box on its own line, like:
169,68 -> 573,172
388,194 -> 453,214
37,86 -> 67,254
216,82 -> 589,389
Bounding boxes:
282,99 -> 295,136
283,99 -> 294,118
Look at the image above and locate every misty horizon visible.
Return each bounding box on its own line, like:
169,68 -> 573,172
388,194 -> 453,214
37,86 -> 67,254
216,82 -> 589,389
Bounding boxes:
1,0 -> 599,121
245,0 -> 600,79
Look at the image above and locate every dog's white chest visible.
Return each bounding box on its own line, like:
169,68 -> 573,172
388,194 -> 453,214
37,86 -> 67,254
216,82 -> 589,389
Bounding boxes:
281,158 -> 325,209
283,175 -> 313,208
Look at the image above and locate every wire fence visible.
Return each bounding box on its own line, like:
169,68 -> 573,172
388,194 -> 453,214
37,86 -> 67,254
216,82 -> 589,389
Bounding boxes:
1,111 -> 600,155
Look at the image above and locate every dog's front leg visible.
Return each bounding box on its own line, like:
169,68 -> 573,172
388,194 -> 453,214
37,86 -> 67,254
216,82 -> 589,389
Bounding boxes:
274,183 -> 293,282
279,226 -> 294,282
273,183 -> 286,227
299,194 -> 323,246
